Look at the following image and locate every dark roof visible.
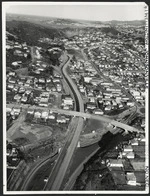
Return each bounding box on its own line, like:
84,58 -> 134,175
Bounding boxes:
132,145 -> 145,152
123,159 -> 134,171
7,157 -> 20,167
135,151 -> 145,159
111,171 -> 126,185
138,141 -> 145,146
134,171 -> 145,184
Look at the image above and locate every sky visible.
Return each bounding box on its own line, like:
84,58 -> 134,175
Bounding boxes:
5,2 -> 145,21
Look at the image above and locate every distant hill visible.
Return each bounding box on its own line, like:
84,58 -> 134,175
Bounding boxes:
100,27 -> 119,35
7,13 -> 144,27
6,14 -> 144,44
6,20 -> 65,45
6,13 -> 109,29
108,20 -> 145,26
6,17 -> 106,43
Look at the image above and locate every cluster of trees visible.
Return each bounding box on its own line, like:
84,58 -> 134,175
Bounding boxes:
6,20 -> 65,46
46,50 -> 61,66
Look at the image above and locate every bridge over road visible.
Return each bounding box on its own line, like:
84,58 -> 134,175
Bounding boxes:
50,108 -> 141,133
6,103 -> 141,134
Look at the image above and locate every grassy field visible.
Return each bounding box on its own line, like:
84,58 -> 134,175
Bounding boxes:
15,67 -> 29,77
82,119 -> 104,134
67,49 -> 84,60
11,123 -> 52,144
49,93 -> 62,108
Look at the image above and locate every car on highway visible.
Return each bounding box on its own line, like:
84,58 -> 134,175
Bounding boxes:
44,177 -> 48,182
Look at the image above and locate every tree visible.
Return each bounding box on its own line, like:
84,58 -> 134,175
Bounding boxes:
27,53 -> 31,60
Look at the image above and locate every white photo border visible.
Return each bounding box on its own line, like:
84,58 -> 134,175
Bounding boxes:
2,1 -> 149,195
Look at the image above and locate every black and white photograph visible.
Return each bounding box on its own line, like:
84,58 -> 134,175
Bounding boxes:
2,1 -> 149,194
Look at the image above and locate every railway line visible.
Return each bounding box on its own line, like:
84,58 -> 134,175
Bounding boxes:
20,152 -> 58,191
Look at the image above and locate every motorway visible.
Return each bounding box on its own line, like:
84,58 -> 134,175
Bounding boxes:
16,53 -> 80,191
44,54 -> 84,190
43,50 -> 142,190
7,48 -> 143,190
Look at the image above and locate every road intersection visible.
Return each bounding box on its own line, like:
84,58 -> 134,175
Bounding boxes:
7,50 -> 143,190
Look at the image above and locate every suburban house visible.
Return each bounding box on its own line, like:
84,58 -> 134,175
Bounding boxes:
126,172 -> 136,186
108,159 -> 123,167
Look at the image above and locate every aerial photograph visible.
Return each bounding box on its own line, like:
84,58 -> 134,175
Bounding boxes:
3,2 -> 149,194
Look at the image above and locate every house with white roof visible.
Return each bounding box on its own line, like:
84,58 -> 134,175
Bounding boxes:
21,96 -> 28,103
126,172 -> 136,186
34,111 -> 41,118
27,109 -> 34,115
6,107 -> 12,113
123,145 -> 133,152
94,109 -> 104,115
130,138 -> 138,146
48,111 -> 55,120
84,76 -> 92,83
57,115 -> 67,123
63,97 -> 73,106
41,111 -> 49,120
108,159 -> 123,167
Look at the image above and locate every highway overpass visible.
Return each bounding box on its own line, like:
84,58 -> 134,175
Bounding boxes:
49,108 -> 140,133
6,103 -> 141,134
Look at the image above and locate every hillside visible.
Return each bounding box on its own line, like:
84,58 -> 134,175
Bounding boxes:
6,20 -> 65,45
100,27 -> 119,35
6,13 -> 107,29
6,14 -> 144,45
109,20 -> 145,26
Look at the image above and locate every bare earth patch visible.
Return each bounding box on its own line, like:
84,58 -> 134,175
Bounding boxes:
11,122 -> 52,143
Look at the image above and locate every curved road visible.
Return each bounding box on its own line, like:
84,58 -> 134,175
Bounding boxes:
8,49 -> 142,190
20,152 -> 58,190
44,55 -> 84,190
7,46 -> 143,191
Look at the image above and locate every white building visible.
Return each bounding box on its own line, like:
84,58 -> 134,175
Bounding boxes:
126,151 -> 135,159
84,76 -> 92,83
27,109 -> 34,115
94,109 -> 104,115
64,97 -> 73,106
126,172 -> 136,186
34,111 -> 41,118
127,101 -> 135,107
130,139 -> 138,146
21,96 -> 27,103
57,115 -> 66,123
109,159 -> 123,167
104,105 -> 111,111
123,145 -> 133,152
41,111 -> 49,119
48,112 -> 55,120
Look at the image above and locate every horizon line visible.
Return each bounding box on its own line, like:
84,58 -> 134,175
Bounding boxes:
6,12 -> 145,23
